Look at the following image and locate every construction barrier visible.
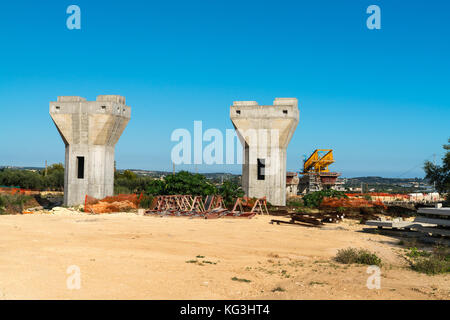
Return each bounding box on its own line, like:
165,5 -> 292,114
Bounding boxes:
320,197 -> 387,210
0,187 -> 40,196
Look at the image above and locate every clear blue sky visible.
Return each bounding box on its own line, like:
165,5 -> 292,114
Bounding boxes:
0,0 -> 448,178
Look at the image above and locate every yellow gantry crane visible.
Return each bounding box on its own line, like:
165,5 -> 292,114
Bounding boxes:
303,149 -> 335,173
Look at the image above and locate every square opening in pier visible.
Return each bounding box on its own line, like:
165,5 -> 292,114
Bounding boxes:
77,156 -> 85,179
257,158 -> 265,180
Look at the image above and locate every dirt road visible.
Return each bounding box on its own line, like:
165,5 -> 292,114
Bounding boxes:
0,213 -> 448,299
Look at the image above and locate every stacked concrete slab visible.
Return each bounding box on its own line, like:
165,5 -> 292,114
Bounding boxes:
230,98 -> 299,206
50,95 -> 131,206
366,205 -> 450,238
415,207 -> 450,237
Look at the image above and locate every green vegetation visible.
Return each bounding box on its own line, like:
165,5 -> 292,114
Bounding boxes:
162,171 -> 217,196
0,167 -> 243,210
286,198 -> 303,207
408,246 -> 450,275
116,170 -> 243,208
231,277 -> 251,283
216,180 -> 244,207
336,206 -> 346,214
406,247 -> 431,259
137,195 -> 153,209
271,286 -> 285,292
424,137 -> 449,204
302,190 -> 348,208
334,248 -> 382,266
412,257 -> 450,275
185,260 -> 197,264
114,170 -> 155,194
0,164 -> 64,191
1,167 -> 244,210
0,194 -> 32,214
185,255 -> 218,266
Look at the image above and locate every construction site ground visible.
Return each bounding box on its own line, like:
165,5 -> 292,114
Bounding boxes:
0,213 -> 448,300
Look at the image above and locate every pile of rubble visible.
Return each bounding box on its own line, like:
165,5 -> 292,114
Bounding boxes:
22,206 -> 84,215
84,194 -> 142,214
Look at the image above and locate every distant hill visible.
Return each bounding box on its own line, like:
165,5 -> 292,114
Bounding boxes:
345,176 -> 426,185
342,176 -> 433,193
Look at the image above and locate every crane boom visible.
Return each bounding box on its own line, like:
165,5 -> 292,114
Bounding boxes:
303,149 -> 335,173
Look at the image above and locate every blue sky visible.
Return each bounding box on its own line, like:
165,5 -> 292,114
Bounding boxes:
0,0 -> 448,177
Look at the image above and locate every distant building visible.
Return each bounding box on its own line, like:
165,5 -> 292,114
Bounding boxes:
409,192 -> 441,202
286,172 -> 299,197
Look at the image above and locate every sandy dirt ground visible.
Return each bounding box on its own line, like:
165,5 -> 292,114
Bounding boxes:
0,213 -> 448,300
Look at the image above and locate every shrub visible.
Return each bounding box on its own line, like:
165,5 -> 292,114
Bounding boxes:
114,185 -> 132,195
217,180 -> 244,207
409,246 -> 450,275
287,199 -> 303,207
336,206 -> 346,214
139,195 -> 154,208
406,247 -> 431,258
412,256 -> 450,275
0,194 -> 32,214
0,195 -> 5,214
145,179 -> 165,196
335,248 -> 382,266
231,277 -> 251,283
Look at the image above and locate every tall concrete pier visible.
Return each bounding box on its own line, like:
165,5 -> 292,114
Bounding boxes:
50,95 -> 131,206
230,98 -> 299,206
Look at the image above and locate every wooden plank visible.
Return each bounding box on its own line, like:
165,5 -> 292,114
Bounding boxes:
414,216 -> 450,227
270,219 -> 321,228
418,208 -> 450,217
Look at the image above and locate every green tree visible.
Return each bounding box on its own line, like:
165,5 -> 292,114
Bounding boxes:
0,164 -> 65,191
217,180 -> 244,207
302,189 -> 348,208
424,138 -> 450,198
145,179 -> 165,195
43,163 -> 64,190
45,163 -> 64,175
123,170 -> 137,180
163,171 -> 217,196
114,170 -> 152,194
